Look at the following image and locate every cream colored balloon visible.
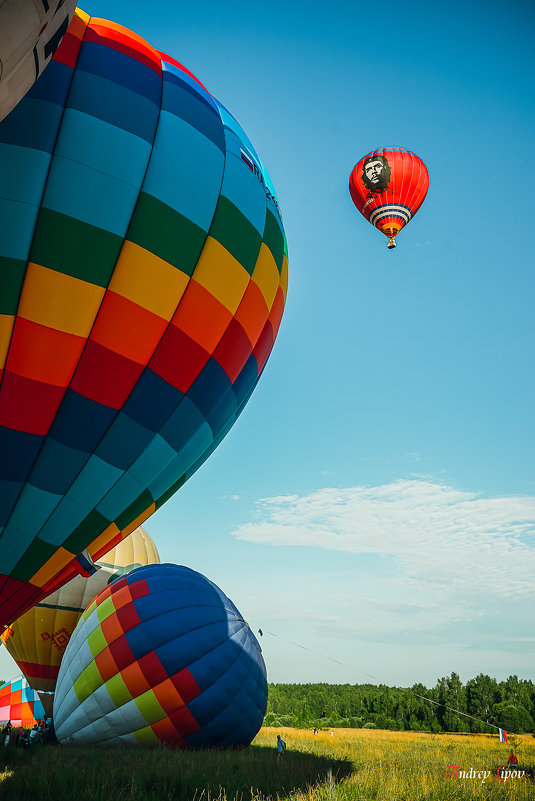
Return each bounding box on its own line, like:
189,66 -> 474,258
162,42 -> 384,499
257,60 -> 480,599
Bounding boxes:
1,527 -> 160,691
98,526 -> 160,575
0,0 -> 78,121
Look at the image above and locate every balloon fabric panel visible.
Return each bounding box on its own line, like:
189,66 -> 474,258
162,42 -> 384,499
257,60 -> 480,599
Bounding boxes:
0,11 -> 287,626
1,527 -> 160,692
53,565 -> 268,747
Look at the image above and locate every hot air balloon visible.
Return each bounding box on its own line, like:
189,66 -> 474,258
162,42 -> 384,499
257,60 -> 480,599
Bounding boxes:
0,10 -> 288,629
0,0 -> 78,122
1,526 -> 159,692
349,147 -> 429,249
53,564 -> 268,748
0,675 -> 49,726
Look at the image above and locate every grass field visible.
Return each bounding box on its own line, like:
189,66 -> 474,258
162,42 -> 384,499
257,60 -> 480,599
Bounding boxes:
0,726 -> 533,800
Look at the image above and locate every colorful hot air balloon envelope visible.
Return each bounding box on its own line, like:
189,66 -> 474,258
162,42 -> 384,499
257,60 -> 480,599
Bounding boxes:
0,675 -> 48,726
1,526 -> 159,692
349,147 -> 429,249
0,0 -> 78,122
53,564 -> 268,748
0,10 -> 288,629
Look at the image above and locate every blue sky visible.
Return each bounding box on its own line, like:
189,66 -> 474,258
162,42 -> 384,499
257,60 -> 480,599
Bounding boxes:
1,0 -> 534,688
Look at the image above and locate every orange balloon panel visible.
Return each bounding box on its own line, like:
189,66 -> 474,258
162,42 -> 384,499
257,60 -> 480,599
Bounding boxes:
1,526 -> 159,691
349,147 -> 429,248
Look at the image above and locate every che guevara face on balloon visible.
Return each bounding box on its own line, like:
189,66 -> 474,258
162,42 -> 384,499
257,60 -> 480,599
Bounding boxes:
362,154 -> 392,196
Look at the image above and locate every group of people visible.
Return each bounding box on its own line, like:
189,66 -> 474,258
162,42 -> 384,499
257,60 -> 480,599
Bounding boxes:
1,718 -> 54,747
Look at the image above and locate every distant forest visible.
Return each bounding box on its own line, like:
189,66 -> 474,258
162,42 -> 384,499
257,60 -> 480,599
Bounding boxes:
265,673 -> 535,734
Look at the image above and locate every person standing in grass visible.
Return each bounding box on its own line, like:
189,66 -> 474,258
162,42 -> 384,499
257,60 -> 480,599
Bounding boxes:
508,750 -> 518,767
2,721 -> 12,745
276,734 -> 286,759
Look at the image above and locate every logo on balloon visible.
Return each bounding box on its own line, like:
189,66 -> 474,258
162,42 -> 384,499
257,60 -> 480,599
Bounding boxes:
240,147 -> 283,217
362,154 -> 392,197
41,628 -> 71,652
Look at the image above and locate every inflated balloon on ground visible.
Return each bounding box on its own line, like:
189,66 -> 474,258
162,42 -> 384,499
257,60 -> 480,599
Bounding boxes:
0,10 -> 288,628
0,0 -> 78,121
349,147 -> 429,249
1,526 -> 159,692
53,564 -> 268,747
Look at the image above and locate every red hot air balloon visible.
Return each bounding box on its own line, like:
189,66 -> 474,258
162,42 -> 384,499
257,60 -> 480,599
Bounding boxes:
349,147 -> 429,249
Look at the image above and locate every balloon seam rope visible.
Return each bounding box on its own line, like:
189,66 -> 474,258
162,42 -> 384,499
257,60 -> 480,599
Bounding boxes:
0,18 -> 84,399
149,104 -> 267,492
46,30 -> 171,538
15,49 -> 185,554
0,14 -> 95,546
55,85 -> 233,550
7,30 -> 172,556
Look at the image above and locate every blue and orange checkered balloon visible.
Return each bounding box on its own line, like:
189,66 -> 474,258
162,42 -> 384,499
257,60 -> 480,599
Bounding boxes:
53,564 -> 268,747
0,10 -> 288,627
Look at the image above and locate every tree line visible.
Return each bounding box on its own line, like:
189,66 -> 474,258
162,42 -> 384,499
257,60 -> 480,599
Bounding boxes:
264,673 -> 535,734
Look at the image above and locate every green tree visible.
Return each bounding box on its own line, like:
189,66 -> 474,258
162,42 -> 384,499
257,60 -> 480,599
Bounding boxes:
499,676 -> 534,715
466,673 -> 499,732
409,714 -> 421,731
492,702 -> 534,734
265,676 -> 535,735
436,672 -> 467,732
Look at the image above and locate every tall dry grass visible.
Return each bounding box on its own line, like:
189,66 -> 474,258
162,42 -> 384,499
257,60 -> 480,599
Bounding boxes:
0,726 -> 533,800
258,727 -> 535,800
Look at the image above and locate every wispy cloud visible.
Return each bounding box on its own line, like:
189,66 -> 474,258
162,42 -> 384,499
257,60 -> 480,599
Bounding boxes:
232,479 -> 535,604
